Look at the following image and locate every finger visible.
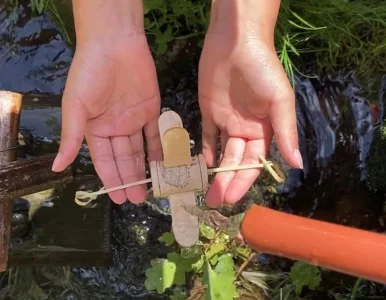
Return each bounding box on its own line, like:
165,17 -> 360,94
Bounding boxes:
144,117 -> 162,161
52,88 -> 87,172
220,132 -> 229,162
225,139 -> 269,204
201,116 -> 219,167
111,133 -> 146,204
86,134 -> 126,204
205,137 -> 246,208
270,87 -> 303,169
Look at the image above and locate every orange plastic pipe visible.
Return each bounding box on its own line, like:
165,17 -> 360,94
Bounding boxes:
241,204 -> 386,284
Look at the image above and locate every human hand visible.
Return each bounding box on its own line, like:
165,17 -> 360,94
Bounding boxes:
52,1 -> 162,204
198,0 -> 302,207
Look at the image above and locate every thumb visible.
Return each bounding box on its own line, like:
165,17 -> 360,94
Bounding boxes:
270,86 -> 303,170
52,91 -> 88,172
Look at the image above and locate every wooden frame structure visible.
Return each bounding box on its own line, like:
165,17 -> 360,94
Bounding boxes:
0,91 -> 112,272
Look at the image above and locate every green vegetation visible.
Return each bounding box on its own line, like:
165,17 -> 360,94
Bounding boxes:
13,0 -> 386,83
145,225 -> 375,299
143,0 -> 210,55
276,0 -> 386,83
145,224 -> 242,298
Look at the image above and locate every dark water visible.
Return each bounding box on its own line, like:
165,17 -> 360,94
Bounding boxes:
1,2 -> 386,299
283,72 -> 385,230
0,3 -> 73,95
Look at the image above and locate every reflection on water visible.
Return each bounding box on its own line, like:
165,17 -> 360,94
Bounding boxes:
278,72 -> 385,230
20,107 -> 61,140
0,3 -> 72,94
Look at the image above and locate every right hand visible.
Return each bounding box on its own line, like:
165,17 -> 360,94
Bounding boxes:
52,34 -> 162,205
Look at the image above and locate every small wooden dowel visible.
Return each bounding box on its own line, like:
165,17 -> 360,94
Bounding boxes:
93,178 -> 152,195
208,163 -> 267,174
75,163 -> 271,201
75,178 -> 152,202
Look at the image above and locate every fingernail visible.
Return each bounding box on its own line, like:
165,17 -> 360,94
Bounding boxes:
52,153 -> 61,171
294,149 -> 303,169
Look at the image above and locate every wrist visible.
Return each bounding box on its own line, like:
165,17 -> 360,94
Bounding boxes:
73,0 -> 145,44
208,0 -> 280,47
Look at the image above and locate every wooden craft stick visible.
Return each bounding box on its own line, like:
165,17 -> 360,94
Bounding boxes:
158,110 -> 183,139
157,110 -> 198,247
169,192 -> 199,247
162,127 -> 192,167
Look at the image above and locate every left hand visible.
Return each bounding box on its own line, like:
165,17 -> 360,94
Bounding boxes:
198,11 -> 302,207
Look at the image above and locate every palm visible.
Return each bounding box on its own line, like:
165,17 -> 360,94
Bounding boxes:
57,36 -> 162,204
198,34 -> 298,207
75,44 -> 160,139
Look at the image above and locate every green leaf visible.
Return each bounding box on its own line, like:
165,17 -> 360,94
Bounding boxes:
289,262 -> 322,295
205,243 -> 226,262
144,17 -> 151,28
202,254 -> 239,300
159,232 -> 175,246
31,0 -> 48,14
156,42 -> 168,55
209,255 -> 218,266
143,0 -> 166,14
152,26 -> 174,55
144,258 -> 176,294
145,251 -> 198,294
214,232 -> 230,244
199,223 -> 216,240
166,252 -> 190,285
167,252 -> 204,282
171,0 -> 194,16
191,255 -> 205,273
235,247 -> 251,260
181,246 -> 202,259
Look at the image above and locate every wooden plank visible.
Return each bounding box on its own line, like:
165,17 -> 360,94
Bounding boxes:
22,94 -> 62,108
0,91 -> 22,271
0,91 -> 111,268
0,153 -> 73,202
0,201 -> 12,272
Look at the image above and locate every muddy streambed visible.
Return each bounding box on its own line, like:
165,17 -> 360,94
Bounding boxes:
1,2 -> 386,299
